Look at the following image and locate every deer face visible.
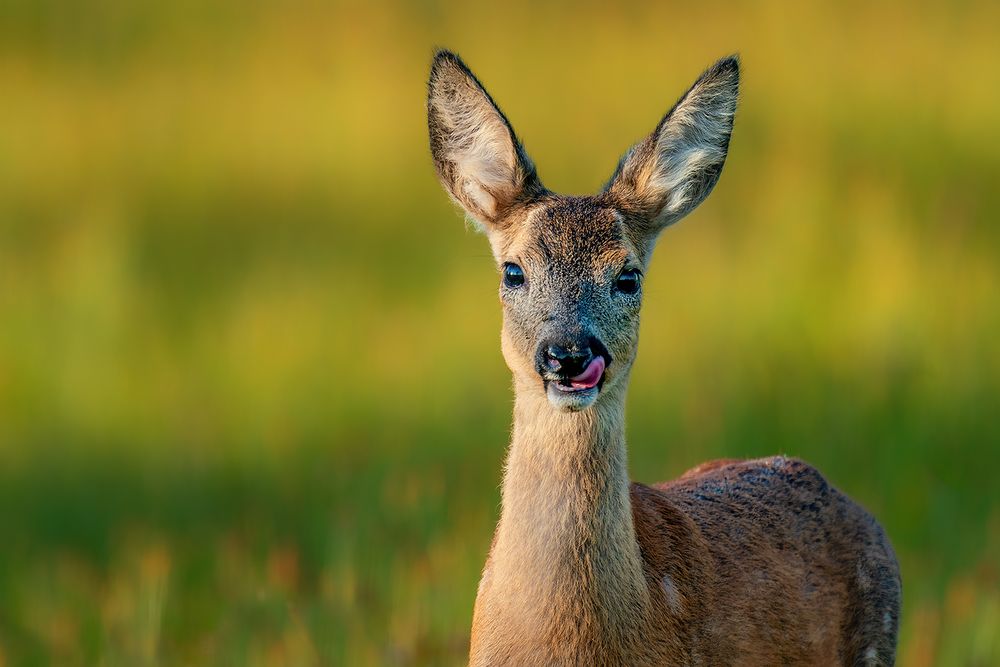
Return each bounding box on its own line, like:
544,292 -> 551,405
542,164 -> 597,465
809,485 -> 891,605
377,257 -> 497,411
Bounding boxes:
428,51 -> 738,411
492,199 -> 644,410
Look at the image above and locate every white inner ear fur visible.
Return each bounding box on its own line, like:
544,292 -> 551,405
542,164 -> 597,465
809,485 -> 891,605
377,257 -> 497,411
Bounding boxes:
654,145 -> 717,217
434,81 -> 517,220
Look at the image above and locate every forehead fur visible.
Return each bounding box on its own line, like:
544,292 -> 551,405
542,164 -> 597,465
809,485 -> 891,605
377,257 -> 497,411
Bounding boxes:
501,197 -> 639,271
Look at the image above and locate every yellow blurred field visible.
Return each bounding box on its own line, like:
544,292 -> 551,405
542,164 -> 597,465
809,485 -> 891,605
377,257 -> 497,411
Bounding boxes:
0,1 -> 998,664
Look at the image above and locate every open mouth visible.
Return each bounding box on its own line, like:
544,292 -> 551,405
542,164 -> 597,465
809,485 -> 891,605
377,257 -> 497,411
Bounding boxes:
552,355 -> 607,393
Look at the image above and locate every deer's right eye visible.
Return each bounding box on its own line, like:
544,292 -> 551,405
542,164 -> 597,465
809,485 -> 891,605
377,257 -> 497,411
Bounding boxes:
502,263 -> 525,289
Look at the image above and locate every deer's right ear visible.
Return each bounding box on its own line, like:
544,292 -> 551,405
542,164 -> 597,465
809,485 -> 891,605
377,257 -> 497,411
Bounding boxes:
428,50 -> 543,232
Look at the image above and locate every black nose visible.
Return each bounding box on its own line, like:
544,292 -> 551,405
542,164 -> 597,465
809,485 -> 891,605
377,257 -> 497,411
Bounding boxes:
539,341 -> 594,378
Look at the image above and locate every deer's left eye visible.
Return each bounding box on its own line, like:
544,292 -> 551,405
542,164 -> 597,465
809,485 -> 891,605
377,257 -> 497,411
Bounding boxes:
615,268 -> 641,295
502,262 -> 525,289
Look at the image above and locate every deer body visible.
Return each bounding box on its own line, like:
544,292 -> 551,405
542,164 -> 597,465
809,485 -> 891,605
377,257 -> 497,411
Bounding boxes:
427,51 -> 900,666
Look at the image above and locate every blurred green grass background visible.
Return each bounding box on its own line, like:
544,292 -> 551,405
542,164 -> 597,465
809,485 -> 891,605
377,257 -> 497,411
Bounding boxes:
1,0 -> 998,664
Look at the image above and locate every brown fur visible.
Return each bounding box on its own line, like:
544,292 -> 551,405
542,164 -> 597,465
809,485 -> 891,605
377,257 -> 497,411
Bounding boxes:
427,50 -> 901,666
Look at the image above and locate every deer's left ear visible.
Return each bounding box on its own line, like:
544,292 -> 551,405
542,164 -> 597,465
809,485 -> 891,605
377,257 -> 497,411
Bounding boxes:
604,56 -> 739,238
428,50 -> 543,232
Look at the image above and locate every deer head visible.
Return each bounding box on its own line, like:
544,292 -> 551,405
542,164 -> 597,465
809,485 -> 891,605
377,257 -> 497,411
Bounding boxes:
428,51 -> 738,412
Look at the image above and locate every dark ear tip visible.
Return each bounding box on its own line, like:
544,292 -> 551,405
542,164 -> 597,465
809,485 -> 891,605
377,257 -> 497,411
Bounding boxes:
430,48 -> 469,81
432,48 -> 460,65
719,54 -> 741,71
705,54 -> 740,84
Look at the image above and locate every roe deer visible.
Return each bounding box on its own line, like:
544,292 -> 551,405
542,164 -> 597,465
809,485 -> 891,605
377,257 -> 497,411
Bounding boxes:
427,50 -> 901,666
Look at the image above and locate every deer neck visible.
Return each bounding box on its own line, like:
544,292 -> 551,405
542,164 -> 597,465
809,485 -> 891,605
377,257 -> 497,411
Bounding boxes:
477,380 -> 650,655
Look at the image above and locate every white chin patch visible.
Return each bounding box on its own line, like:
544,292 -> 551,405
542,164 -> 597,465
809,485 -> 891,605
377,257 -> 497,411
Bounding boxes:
546,383 -> 599,412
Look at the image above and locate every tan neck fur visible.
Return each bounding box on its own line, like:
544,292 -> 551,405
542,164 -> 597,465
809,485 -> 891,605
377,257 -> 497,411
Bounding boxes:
470,378 -> 650,663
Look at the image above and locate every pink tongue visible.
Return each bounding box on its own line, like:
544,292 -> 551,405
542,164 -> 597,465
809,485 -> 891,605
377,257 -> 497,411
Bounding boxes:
569,356 -> 606,389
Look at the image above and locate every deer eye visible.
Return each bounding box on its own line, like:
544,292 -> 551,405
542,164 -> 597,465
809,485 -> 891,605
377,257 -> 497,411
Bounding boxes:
502,262 -> 525,289
615,268 -> 641,295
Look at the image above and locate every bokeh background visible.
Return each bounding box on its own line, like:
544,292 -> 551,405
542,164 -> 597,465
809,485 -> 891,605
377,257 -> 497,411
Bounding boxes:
1,1 -> 998,665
